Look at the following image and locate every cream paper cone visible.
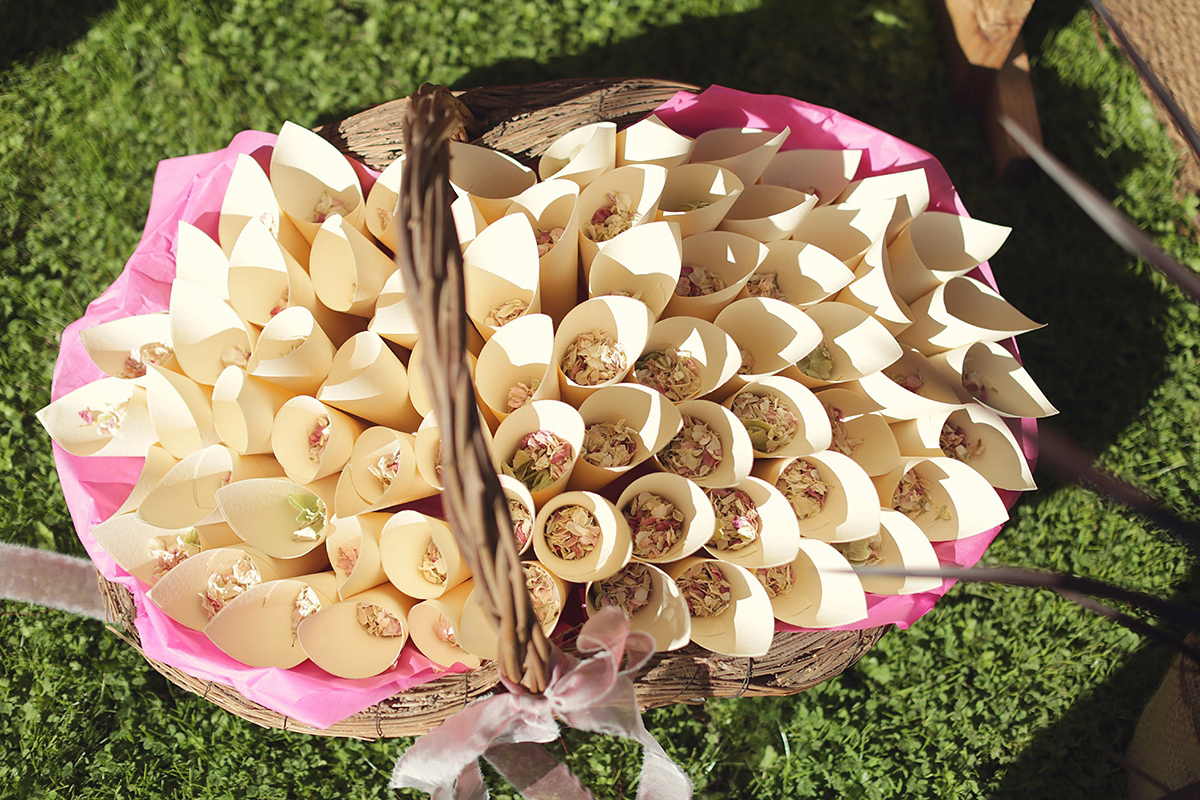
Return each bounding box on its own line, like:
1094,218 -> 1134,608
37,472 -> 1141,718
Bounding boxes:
140,364 -> 219,458
112,445 -> 180,518
214,476 -> 334,559
309,214 -> 397,318
664,230 -> 768,322
688,126 -> 790,186
499,473 -> 537,555
616,114 -> 695,169
369,268 -> 421,349
587,220 -> 683,318
448,141 -> 537,223
137,445 -> 284,530
569,384 -> 683,491
843,348 -> 963,422
413,415 -> 446,492
234,534 -> 332,578
475,313 -> 559,423
91,514 -> 205,586
364,154 -> 405,251
667,557 -> 774,657
889,404 -> 1035,491
271,395 -> 365,485
37,376 -> 156,459
80,312 -> 177,380
532,491 -> 633,583
576,165 -> 668,275
617,472 -> 716,564
833,169 -> 931,243
493,400 -> 586,506
874,456 -> 1008,541
585,562 -> 691,652
169,278 -> 257,387
246,306 -> 335,396
717,184 -> 817,243
340,427 -> 436,513
898,275 -> 1044,356
813,387 -> 901,477
538,121 -> 617,186
723,375 -> 832,458
886,211 -> 1012,303
463,213 -> 542,342
713,297 -> 823,386
766,539 -> 868,628
325,511 -> 390,599
853,509 -> 943,596
226,216 -> 318,327
791,200 -> 895,265
738,241 -> 855,309
834,236 -> 914,337
145,546 -> 280,632
505,178 -> 582,325
176,220 -> 234,301
552,295 -> 654,407
212,366 -> 294,455
194,520 -> 244,549
379,511 -> 472,599
219,152 -> 309,268
270,120 -> 366,244
754,451 -> 881,543
655,163 -> 744,239
205,578 -> 327,668
760,148 -> 863,206
407,581 -> 482,669
783,302 -> 904,388
628,316 -> 742,402
928,341 -> 1059,419
654,399 -> 754,489
457,565 -> 567,660
296,584 -> 415,679
702,476 -> 801,569
317,331 -> 421,430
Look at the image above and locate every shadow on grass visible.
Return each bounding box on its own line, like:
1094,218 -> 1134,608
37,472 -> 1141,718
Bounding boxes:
0,0 -> 117,66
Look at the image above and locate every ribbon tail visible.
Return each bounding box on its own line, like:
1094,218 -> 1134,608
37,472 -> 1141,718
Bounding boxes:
484,742 -> 595,800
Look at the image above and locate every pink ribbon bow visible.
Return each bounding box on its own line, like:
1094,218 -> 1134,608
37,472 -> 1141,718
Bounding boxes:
390,607 -> 693,799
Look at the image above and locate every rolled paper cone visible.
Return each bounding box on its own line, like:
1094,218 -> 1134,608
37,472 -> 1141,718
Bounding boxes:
854,510 -> 942,596
552,295 -> 655,407
791,200 -> 895,265
463,213 -> 542,342
91,514 -> 205,586
195,520 -> 244,549
654,399 -> 754,489
146,546 -> 281,632
270,119 -> 366,244
655,163 -> 744,239
576,164 -> 668,275
457,566 -> 567,660
176,220 -> 233,301
407,581 -> 482,669
413,416 -> 446,492
585,562 -> 692,652
759,148 -> 863,206
843,349 -> 962,423
325,511 -> 390,599
929,340 -> 1059,419
834,236 -> 914,337
214,476 -> 333,559
451,191 -> 488,250
723,375 -> 832,458
717,184 -> 818,242
702,476 -> 801,569
205,578 -> 326,668
169,278 -> 256,387
309,214 -> 397,318
475,313 -> 559,423
296,584 -> 415,680
506,178 -> 582,326
687,126 -> 790,187
833,168 -> 931,243
138,445 -> 284,530
317,331 -> 421,431
617,472 -> 716,563
364,155 -> 404,251
271,395 -> 365,484
666,557 -> 774,657
569,384 -> 683,491
532,491 -> 633,583
492,400 -> 586,506
754,450 -> 881,544
887,211 -> 1012,303
615,114 -> 695,169
380,511 -> 472,599
713,296 -> 823,382
448,141 -> 537,223
587,220 -> 683,319
226,216 -> 317,327
767,539 -> 868,628
783,302 -> 903,388
369,269 -> 421,349
898,275 -> 1044,356
628,316 -> 742,402
212,365 -> 294,456
662,231 -> 768,323
294,570 -> 341,606
37,376 -> 156,459
813,387 -> 901,477
873,456 -> 1008,541
343,427 -> 435,511
219,152 -> 310,268
112,444 -> 180,518
737,241 -> 855,308
140,364 -> 219,458
498,473 -> 537,555
890,404 -> 1034,491
80,312 -> 177,380
538,121 -> 617,186
246,306 -> 336,396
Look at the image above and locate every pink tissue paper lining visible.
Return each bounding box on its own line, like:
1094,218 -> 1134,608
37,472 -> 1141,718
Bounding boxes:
49,85 -> 1037,729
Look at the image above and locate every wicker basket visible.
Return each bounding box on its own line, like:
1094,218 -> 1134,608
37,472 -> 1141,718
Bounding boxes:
96,77 -> 887,740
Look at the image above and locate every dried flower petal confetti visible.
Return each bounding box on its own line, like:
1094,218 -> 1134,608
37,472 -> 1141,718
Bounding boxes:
745,272 -> 786,301
506,378 -> 539,412
149,527 -> 201,577
508,498 -> 532,547
705,487 -> 762,551
311,190 -> 348,223
940,422 -> 985,462
561,330 -> 627,385
675,562 -> 732,617
582,419 -> 638,467
287,493 -> 326,542
535,226 -> 565,257
892,470 -> 952,521
962,370 -> 990,403
220,345 -> 251,368
674,264 -> 725,297
826,405 -> 863,455
308,416 -> 330,462
795,342 -> 834,380
623,491 -> 685,559
120,341 -> 174,379
632,347 -> 702,401
201,555 -> 262,619
775,459 -> 829,520
368,448 -> 403,489
583,192 -> 637,243
419,541 -> 447,585
523,562 -> 561,626
730,391 -> 798,453
544,504 -> 601,560
833,533 -> 884,567
753,564 -> 795,598
658,414 -> 722,479
336,544 -> 359,575
738,348 -> 756,375
78,401 -> 128,436
592,562 -> 653,614
890,371 -> 925,393
356,603 -> 404,637
485,298 -> 528,328
501,429 -> 574,493
434,614 -> 457,645
291,586 -> 321,635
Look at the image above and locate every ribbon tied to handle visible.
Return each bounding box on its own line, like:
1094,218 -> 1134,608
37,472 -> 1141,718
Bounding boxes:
390,607 -> 694,800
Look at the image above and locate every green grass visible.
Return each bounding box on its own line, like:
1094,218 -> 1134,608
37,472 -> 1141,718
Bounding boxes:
3,0 -> 1199,797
